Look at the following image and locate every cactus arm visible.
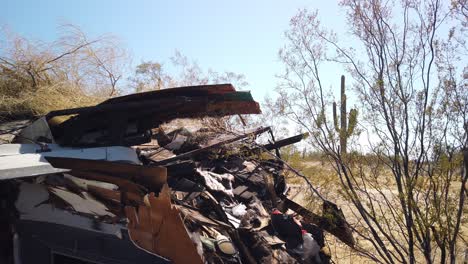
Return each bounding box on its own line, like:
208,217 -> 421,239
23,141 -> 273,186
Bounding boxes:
340,75 -> 347,136
333,102 -> 339,132
347,109 -> 358,137
340,75 -> 347,153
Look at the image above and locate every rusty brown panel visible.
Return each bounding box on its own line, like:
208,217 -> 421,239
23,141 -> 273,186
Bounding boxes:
70,170 -> 146,194
69,170 -> 146,206
125,206 -> 154,250
137,205 -> 152,231
47,90 -> 261,147
126,184 -> 203,264
122,191 -> 145,206
46,157 -> 168,192
153,100 -> 261,121
205,101 -> 261,115
137,100 -> 260,132
138,166 -> 167,192
46,157 -> 140,178
87,185 -> 121,204
51,96 -> 260,127
124,206 -> 139,228
101,84 -> 237,105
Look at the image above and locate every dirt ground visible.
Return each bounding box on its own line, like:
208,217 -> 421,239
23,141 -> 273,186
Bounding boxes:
288,159 -> 468,263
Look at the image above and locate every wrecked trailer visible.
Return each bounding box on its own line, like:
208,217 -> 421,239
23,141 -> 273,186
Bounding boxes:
0,84 -> 353,264
0,143 -> 170,264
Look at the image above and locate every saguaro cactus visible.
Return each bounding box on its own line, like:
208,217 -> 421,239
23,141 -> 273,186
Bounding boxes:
333,75 -> 357,154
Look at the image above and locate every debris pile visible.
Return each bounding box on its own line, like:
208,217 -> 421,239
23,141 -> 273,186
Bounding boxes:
0,84 -> 353,264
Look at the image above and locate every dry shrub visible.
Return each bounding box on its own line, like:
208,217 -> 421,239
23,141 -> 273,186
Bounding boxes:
0,24 -> 127,121
0,83 -> 103,121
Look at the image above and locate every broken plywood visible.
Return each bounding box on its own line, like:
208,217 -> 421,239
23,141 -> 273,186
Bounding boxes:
125,184 -> 203,264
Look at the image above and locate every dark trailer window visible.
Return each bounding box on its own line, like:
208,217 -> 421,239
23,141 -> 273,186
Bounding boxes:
16,220 -> 169,264
53,252 -> 100,264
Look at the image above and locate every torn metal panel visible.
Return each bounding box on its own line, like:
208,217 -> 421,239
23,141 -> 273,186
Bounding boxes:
49,187 -> 116,217
46,84 -> 261,147
0,146 -> 139,180
46,157 -> 167,192
168,177 -> 204,192
48,95 -> 260,120
63,173 -> 119,191
226,212 -> 241,228
233,185 -> 255,201
15,182 -> 123,237
152,127 -> 270,165
87,185 -> 122,204
164,134 -> 187,151
69,170 -> 146,195
102,83 -> 237,105
196,169 -> 234,196
262,133 -> 309,151
67,170 -> 145,207
0,119 -> 31,143
0,143 -> 67,157
14,117 -> 54,144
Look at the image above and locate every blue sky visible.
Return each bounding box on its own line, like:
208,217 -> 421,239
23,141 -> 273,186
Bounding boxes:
1,0 -> 348,101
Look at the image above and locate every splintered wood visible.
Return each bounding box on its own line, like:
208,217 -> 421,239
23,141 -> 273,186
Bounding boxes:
125,184 -> 203,264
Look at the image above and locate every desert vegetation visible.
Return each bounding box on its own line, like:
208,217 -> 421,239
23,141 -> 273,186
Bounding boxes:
0,25 -> 123,120
267,0 -> 468,263
0,26 -> 247,122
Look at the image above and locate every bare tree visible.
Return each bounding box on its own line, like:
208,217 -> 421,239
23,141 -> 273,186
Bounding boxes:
169,51 -> 251,129
170,50 -> 248,89
129,51 -> 248,93
126,51 -> 250,129
0,24 -> 128,119
129,61 -> 166,92
54,24 -> 128,97
271,1 -> 467,263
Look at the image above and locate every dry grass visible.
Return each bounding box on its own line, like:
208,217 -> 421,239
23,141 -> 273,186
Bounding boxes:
0,83 -> 103,121
284,154 -> 468,263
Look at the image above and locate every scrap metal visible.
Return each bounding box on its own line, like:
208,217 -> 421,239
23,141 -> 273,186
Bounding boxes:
0,83 -> 353,264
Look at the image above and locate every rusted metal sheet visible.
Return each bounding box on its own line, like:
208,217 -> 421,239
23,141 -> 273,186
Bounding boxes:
49,187 -> 116,217
1,81 -> 348,264
69,170 -> 146,195
101,83 -> 237,105
46,84 -> 261,147
152,127 -> 270,165
45,157 -> 167,192
262,132 -> 309,151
